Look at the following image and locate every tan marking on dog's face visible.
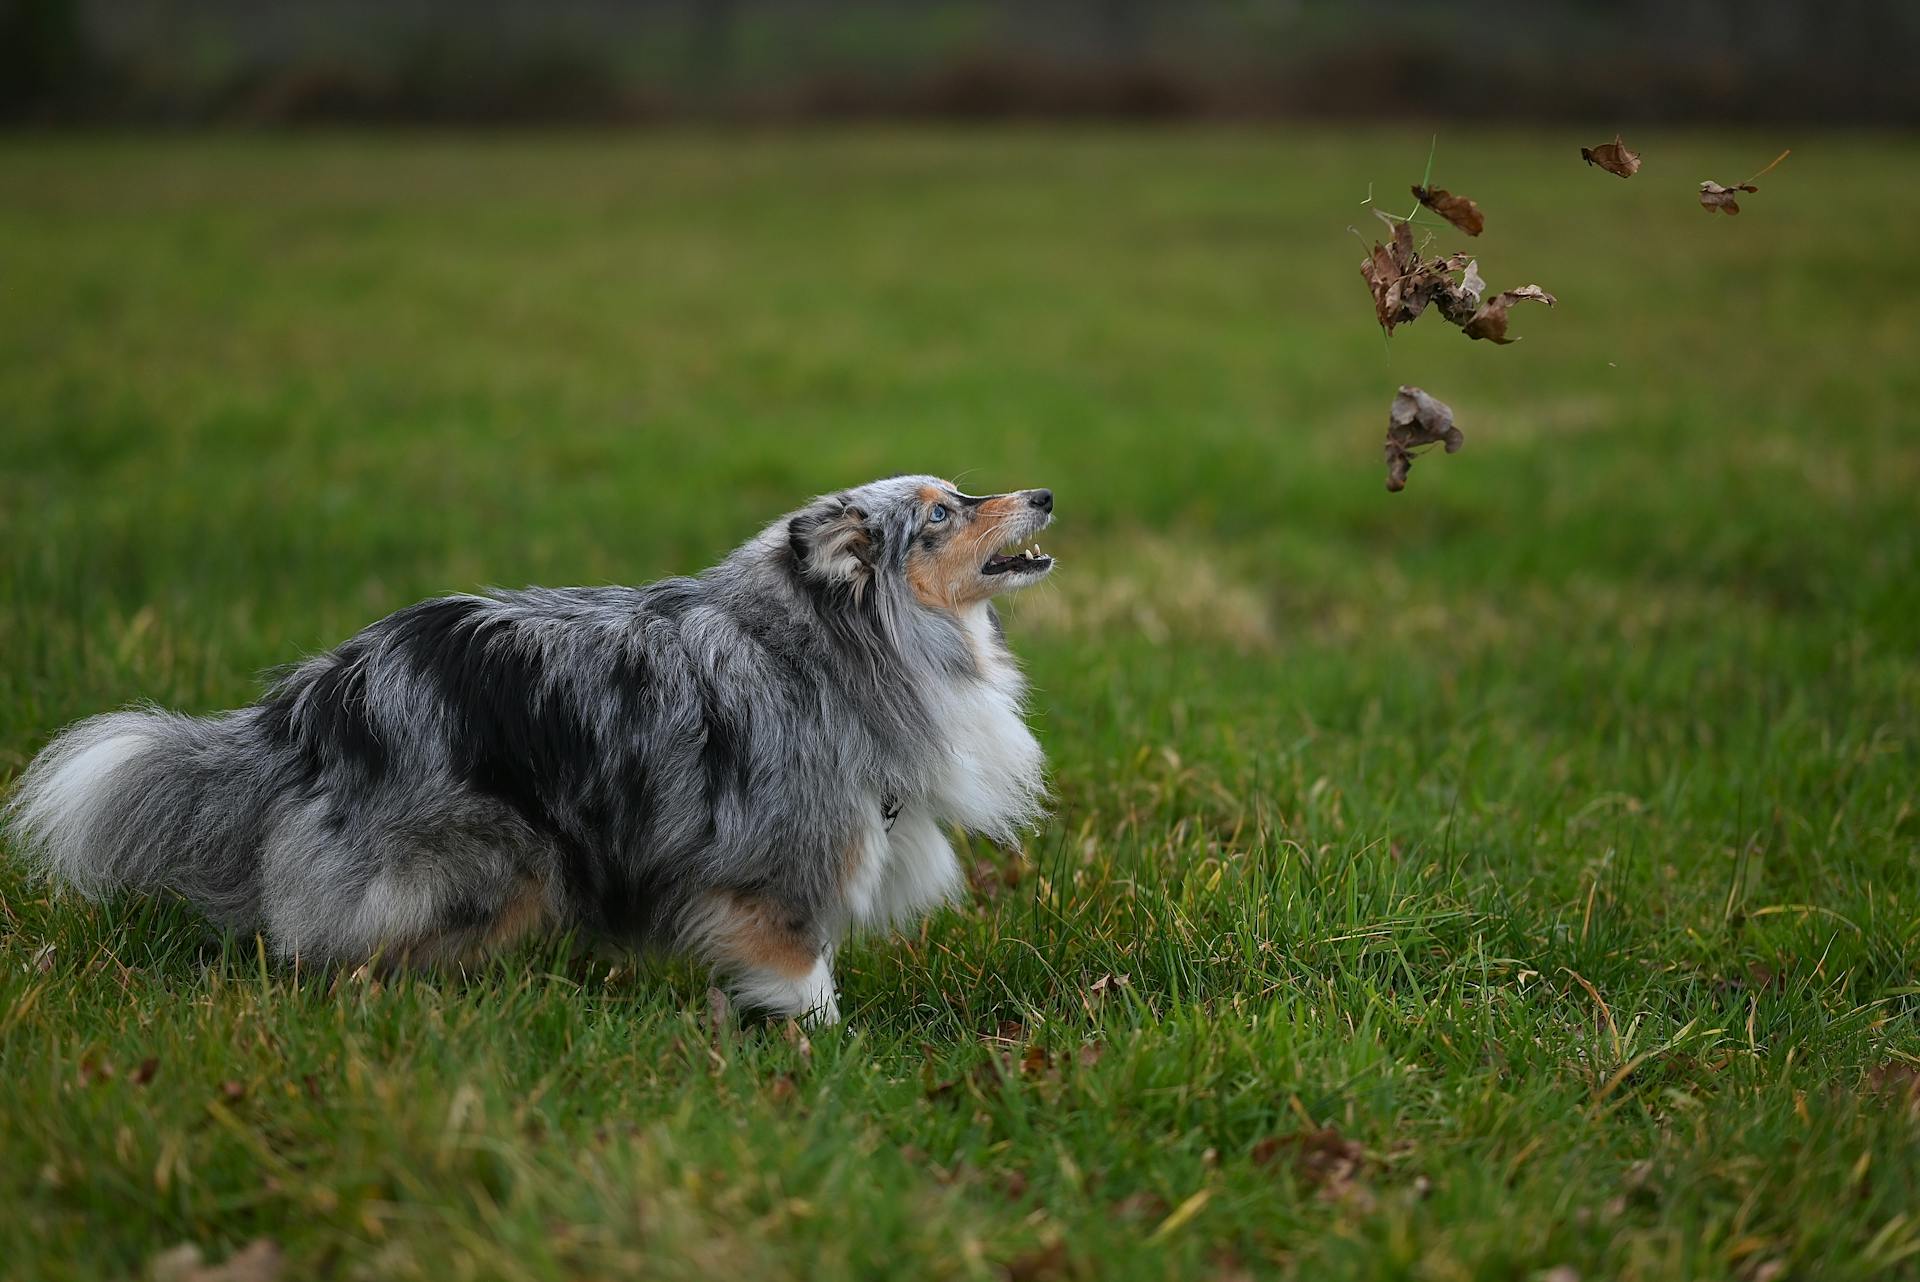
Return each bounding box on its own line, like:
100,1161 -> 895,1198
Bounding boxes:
702,892 -> 817,980
906,490 -> 1034,611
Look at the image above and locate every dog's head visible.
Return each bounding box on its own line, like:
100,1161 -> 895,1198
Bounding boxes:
788,475 -> 1054,611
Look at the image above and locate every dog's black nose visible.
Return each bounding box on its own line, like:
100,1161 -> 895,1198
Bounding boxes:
1028,489 -> 1053,512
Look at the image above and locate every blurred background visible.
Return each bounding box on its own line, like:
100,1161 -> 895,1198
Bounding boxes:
6,0 -> 1918,127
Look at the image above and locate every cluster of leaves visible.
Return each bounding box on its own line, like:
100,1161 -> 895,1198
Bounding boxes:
1364,134 -> 1790,489
1359,218 -> 1556,346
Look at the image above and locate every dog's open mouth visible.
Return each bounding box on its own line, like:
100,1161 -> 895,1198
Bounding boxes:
981,543 -> 1053,576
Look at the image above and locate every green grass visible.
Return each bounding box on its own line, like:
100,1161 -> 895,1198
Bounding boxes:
2,127 -> 1917,1281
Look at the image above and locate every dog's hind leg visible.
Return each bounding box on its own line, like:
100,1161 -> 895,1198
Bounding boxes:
683,891 -> 839,1025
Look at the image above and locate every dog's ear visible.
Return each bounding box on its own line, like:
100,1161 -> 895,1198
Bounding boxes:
788,500 -> 876,590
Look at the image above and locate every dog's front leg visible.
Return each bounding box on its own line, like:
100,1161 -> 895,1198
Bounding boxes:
684,891 -> 840,1025
736,951 -> 840,1027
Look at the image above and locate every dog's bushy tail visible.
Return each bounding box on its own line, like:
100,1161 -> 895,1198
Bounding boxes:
4,708 -> 273,926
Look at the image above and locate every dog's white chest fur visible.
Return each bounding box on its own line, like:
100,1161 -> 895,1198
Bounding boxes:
843,604 -> 1044,931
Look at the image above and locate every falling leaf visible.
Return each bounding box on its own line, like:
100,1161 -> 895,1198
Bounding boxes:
150,1239 -> 283,1282
1698,181 -> 1757,215
1581,135 -> 1642,178
1463,285 -> 1557,344
1435,258 -> 1486,326
1701,149 -> 1791,215
1360,219 -> 1421,334
1411,184 -> 1485,236
1383,385 -> 1465,493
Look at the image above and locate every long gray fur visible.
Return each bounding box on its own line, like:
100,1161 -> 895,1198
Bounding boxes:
3,476 -> 1053,1016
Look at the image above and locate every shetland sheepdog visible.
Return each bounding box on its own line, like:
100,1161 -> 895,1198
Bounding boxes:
6,477 -> 1056,1023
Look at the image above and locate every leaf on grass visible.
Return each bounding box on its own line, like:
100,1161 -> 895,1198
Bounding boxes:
1581,134 -> 1642,178
1005,1240 -> 1071,1282
1384,385 -> 1464,493
1862,1062 -> 1920,1117
1412,184 -> 1485,236
1112,1190 -> 1170,1222
779,1017 -> 813,1064
1463,285 -> 1557,344
1698,180 -> 1758,215
1253,1127 -> 1373,1207
133,1057 -> 159,1087
150,1239 -> 283,1282
705,986 -> 735,1054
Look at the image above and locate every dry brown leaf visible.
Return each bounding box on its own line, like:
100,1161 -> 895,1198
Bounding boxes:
1862,1062 -> 1920,1115
1581,134 -> 1642,178
1701,149 -> 1790,215
1384,385 -> 1464,493
1253,1126 -> 1374,1206
1435,258 -> 1485,326
150,1239 -> 283,1282
1359,218 -> 1420,333
1463,284 -> 1556,344
1359,216 -> 1504,340
1698,180 -> 1757,215
1412,184 -> 1485,236
1112,1190 -> 1171,1222
132,1057 -> 159,1087
780,1017 -> 813,1064
1005,1240 -> 1071,1282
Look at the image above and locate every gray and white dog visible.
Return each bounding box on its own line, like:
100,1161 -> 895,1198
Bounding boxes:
4,476 -> 1056,1023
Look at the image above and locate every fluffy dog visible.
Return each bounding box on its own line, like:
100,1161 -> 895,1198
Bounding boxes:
4,476 -> 1056,1023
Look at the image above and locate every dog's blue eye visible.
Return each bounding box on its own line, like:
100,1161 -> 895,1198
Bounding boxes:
929,504 -> 948,523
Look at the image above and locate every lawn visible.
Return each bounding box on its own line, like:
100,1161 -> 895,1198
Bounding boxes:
2,128 -> 1917,1281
